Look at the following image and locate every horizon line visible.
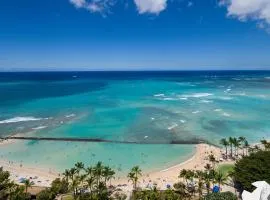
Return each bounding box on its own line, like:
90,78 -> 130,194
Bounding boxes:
1,69 -> 270,73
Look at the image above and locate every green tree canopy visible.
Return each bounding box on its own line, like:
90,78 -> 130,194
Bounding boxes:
232,150 -> 270,191
204,191 -> 237,200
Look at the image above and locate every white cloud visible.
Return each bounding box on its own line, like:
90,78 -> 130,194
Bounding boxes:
70,0 -> 168,15
69,0 -> 116,16
133,0 -> 168,14
70,0 -> 86,8
221,0 -> 270,28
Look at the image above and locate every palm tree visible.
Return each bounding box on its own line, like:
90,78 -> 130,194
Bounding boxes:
220,138 -> 229,159
233,138 -> 241,157
197,181 -> 204,199
71,177 -> 80,197
95,182 -> 108,199
179,169 -> 188,184
85,166 -> 94,193
78,174 -> 86,187
214,171 -> 227,187
238,136 -> 245,142
238,136 -> 246,156
185,170 -> 195,185
173,182 -> 186,197
208,154 -> 217,169
93,161 -> 104,186
102,166 -> 115,186
131,166 -> 142,190
230,137 -> 240,157
75,162 -> 84,174
204,163 -> 212,172
127,171 -> 136,190
85,166 -> 93,176
254,145 -> 260,152
261,139 -> 267,146
203,172 -> 211,194
69,167 -> 77,182
195,170 -> 204,199
179,169 -> 195,197
24,179 -> 33,194
228,137 -> 234,158
63,169 -> 70,182
128,166 -> 142,191
86,176 -> 95,198
261,139 -> 270,150
203,164 -> 215,195
243,140 -> 250,156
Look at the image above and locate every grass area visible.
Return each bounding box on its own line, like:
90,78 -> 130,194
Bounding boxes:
62,194 -> 74,200
217,164 -> 234,176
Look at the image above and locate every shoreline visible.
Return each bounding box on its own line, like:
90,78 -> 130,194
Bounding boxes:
0,141 -> 224,190
0,159 -> 59,187
160,154 -> 196,172
112,143 -> 225,191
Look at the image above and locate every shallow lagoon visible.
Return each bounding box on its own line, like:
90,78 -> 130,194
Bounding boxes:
1,71 -> 270,172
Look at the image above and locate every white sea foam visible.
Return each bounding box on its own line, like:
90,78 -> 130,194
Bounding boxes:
223,112 -> 231,117
219,96 -> 233,100
180,120 -> 186,123
192,111 -> 201,114
168,123 -> 178,130
177,82 -> 196,87
214,109 -> 222,112
65,114 -> 76,118
200,100 -> 213,103
32,126 -> 47,130
154,93 -> 165,97
151,117 -> 155,120
0,117 -> 42,124
144,136 -> 148,139
163,97 -> 177,101
179,97 -> 188,100
231,92 -> 246,96
182,93 -> 213,98
224,88 -> 231,93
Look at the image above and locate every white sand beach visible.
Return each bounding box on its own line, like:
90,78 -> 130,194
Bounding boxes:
1,141 -> 230,190
0,159 -> 59,187
113,143 -> 231,191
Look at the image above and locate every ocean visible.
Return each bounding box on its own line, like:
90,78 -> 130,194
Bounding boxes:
1,71 -> 270,174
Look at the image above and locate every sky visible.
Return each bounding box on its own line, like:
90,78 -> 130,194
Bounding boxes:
0,0 -> 270,71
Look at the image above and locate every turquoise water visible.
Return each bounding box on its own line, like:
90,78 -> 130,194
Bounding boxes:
1,71 -> 270,173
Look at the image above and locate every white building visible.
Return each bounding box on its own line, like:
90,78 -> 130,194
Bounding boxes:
242,181 -> 270,200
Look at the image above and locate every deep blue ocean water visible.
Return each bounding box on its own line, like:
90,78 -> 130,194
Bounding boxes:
1,71 -> 270,173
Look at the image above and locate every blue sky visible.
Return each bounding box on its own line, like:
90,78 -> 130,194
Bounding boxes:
0,0 -> 270,71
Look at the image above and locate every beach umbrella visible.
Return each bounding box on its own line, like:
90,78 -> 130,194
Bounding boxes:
212,185 -> 220,193
18,177 -> 26,182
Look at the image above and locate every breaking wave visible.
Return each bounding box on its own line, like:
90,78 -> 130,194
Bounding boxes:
0,117 -> 43,124
32,126 -> 47,130
181,93 -> 213,98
